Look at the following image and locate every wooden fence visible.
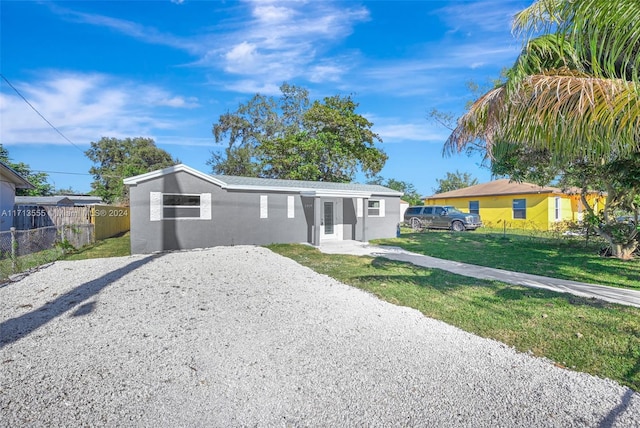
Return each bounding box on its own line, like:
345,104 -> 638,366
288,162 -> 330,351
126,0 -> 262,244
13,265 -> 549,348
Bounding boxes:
13,204 -> 130,240
91,205 -> 130,240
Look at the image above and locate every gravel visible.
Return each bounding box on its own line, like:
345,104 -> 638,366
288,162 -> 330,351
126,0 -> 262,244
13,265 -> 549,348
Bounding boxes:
1,246 -> 638,427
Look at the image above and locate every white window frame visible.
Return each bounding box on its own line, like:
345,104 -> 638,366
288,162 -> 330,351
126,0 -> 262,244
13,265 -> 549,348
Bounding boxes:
513,198 -> 526,220
150,192 -> 211,221
469,200 -> 479,215
554,197 -> 561,221
367,199 -> 385,217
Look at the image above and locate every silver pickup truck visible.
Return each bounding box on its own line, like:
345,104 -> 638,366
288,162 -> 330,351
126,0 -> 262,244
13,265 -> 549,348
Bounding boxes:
404,205 -> 482,231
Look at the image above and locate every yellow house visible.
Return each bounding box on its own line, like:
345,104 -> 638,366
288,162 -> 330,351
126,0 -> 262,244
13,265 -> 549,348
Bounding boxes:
425,179 -> 604,231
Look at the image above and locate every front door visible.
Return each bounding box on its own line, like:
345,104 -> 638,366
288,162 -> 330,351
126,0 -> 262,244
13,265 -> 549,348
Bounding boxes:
321,200 -> 339,240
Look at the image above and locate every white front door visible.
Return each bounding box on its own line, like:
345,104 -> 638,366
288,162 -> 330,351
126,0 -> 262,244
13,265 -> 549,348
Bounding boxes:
321,199 -> 342,240
322,201 -> 336,239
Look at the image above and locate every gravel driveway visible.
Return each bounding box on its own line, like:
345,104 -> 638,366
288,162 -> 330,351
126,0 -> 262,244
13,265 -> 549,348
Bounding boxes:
1,246 -> 638,427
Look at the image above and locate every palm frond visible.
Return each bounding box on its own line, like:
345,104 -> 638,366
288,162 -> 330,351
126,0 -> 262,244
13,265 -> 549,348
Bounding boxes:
446,70 -> 640,163
513,0 -> 640,82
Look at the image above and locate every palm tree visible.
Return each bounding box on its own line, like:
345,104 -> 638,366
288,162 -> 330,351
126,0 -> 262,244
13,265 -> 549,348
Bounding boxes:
444,0 -> 640,258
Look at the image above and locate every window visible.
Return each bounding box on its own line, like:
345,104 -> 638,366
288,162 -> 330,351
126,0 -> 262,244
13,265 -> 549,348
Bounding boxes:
405,206 -> 422,216
150,192 -> 211,221
424,207 -> 433,215
554,197 -> 561,221
368,199 -> 385,217
163,194 -> 200,218
513,198 -> 526,219
469,200 -> 479,215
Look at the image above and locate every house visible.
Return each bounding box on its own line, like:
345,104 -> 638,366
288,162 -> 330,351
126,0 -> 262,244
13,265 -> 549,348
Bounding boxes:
0,161 -> 34,231
124,164 -> 403,254
15,196 -> 75,206
425,179 -> 604,231
62,195 -> 104,206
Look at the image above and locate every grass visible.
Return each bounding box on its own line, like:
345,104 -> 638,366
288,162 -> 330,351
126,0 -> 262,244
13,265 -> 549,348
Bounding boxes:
0,232 -> 131,280
62,231 -> 131,260
372,229 -> 640,290
0,247 -> 65,279
267,243 -> 640,391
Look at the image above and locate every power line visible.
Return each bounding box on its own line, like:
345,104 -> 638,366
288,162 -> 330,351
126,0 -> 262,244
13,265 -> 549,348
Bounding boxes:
32,170 -> 91,176
0,73 -> 86,155
32,169 -> 123,179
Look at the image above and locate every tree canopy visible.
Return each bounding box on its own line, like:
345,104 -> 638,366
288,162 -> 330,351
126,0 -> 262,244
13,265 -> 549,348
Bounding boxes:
0,144 -> 54,196
368,176 -> 423,205
210,83 -> 387,182
433,170 -> 478,195
445,0 -> 640,164
86,137 -> 178,205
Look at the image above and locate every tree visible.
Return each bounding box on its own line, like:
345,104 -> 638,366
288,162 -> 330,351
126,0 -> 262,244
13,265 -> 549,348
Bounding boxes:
368,176 -> 423,205
0,144 -> 54,196
210,83 -> 387,182
433,170 -> 478,195
86,137 -> 178,204
443,0 -> 640,259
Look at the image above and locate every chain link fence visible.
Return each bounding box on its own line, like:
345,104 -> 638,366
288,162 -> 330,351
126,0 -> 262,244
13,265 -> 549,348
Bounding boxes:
0,224 -> 94,279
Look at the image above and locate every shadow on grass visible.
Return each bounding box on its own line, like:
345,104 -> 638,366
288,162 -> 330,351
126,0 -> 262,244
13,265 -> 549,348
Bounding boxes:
365,257 -> 473,292
0,253 -> 159,349
493,287 -> 615,310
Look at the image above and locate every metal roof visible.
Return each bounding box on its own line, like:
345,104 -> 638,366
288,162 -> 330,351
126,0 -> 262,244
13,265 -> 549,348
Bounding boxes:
15,196 -> 75,206
124,164 -> 402,197
211,174 -> 401,195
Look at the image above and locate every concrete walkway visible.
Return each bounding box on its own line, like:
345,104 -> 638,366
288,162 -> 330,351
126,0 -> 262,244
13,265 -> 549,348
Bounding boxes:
317,240 -> 640,309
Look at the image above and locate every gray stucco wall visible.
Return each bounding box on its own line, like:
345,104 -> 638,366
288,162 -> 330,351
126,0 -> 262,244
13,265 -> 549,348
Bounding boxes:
128,170 -> 401,254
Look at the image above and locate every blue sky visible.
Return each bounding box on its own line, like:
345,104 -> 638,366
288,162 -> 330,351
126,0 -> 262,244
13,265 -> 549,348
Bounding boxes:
1,0 -> 530,197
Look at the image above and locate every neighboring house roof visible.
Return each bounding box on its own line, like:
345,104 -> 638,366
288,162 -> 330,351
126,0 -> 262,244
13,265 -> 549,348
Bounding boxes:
124,164 -> 403,198
0,160 -> 35,189
63,195 -> 104,206
15,196 -> 75,206
427,179 -> 591,199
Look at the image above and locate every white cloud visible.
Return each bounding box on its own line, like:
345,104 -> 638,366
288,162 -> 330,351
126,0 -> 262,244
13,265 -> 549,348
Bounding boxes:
0,72 -> 199,146
434,0 -> 527,34
368,116 -> 451,144
50,1 -> 370,94
252,4 -> 294,23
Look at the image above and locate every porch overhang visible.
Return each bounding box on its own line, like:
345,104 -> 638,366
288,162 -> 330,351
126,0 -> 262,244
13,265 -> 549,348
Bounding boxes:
299,190 -> 372,198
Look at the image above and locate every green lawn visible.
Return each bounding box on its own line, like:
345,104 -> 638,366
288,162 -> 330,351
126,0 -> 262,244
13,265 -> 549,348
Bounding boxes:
1,232 -> 131,280
268,243 -> 640,391
373,230 -> 640,290
63,231 -> 131,261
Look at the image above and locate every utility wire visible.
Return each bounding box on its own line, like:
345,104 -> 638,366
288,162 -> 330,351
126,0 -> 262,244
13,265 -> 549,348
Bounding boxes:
1,73 -> 86,155
32,170 -> 92,176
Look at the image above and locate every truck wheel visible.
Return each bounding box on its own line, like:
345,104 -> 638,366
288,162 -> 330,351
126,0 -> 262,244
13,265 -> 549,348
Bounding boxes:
451,221 -> 465,232
410,217 -> 422,231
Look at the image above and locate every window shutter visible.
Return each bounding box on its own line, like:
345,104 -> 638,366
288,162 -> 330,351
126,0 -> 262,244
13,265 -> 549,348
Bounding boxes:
260,195 -> 268,218
287,195 -> 295,218
379,199 -> 386,217
150,192 -> 162,221
357,198 -> 363,218
201,193 -> 212,220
